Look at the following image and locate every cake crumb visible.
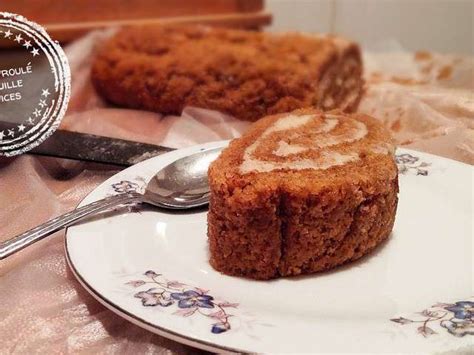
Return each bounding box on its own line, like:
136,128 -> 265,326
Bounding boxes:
437,65 -> 453,80
414,51 -> 433,61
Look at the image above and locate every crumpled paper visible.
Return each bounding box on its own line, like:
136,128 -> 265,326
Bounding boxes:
359,51 -> 473,163
0,29 -> 472,354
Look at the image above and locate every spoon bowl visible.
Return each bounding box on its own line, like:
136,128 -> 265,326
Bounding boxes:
144,147 -> 223,209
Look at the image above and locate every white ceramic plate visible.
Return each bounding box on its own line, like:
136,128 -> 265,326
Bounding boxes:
66,141 -> 473,354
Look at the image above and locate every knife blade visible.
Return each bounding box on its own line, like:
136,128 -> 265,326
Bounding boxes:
28,129 -> 175,166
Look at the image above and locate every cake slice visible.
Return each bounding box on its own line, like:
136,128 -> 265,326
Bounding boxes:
208,108 -> 398,279
92,25 -> 363,121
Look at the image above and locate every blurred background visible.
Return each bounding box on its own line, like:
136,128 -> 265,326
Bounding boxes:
267,0 -> 473,54
2,0 -> 472,54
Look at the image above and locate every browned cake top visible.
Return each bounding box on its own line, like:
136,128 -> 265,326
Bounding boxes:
92,26 -> 361,120
209,108 -> 397,196
99,25 -> 340,79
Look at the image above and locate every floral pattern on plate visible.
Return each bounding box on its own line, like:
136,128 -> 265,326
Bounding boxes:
391,300 -> 474,337
125,270 -> 239,334
395,153 -> 431,176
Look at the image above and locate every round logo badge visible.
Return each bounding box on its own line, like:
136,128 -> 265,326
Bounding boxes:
0,12 -> 70,156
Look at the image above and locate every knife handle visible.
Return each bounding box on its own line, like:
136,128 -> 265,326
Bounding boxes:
28,129 -> 175,166
0,192 -> 143,260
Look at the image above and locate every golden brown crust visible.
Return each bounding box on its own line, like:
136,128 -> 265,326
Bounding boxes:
207,108 -> 398,279
91,26 -> 363,121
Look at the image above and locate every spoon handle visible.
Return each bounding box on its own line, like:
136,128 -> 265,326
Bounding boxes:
0,192 -> 143,260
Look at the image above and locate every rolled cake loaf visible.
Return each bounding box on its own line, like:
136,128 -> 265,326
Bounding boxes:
208,108 -> 398,280
92,25 -> 363,121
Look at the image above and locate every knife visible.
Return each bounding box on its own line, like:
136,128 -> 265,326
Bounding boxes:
29,129 -> 175,166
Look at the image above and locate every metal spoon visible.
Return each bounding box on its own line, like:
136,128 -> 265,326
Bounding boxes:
0,147 -> 223,260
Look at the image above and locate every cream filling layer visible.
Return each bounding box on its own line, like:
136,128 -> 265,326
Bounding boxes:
240,113 -> 370,174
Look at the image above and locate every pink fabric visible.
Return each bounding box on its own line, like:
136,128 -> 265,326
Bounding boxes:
0,30 -> 472,354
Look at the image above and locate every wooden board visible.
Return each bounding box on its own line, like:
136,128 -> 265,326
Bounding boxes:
43,12 -> 272,43
0,0 -> 270,43
2,0 -> 264,23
